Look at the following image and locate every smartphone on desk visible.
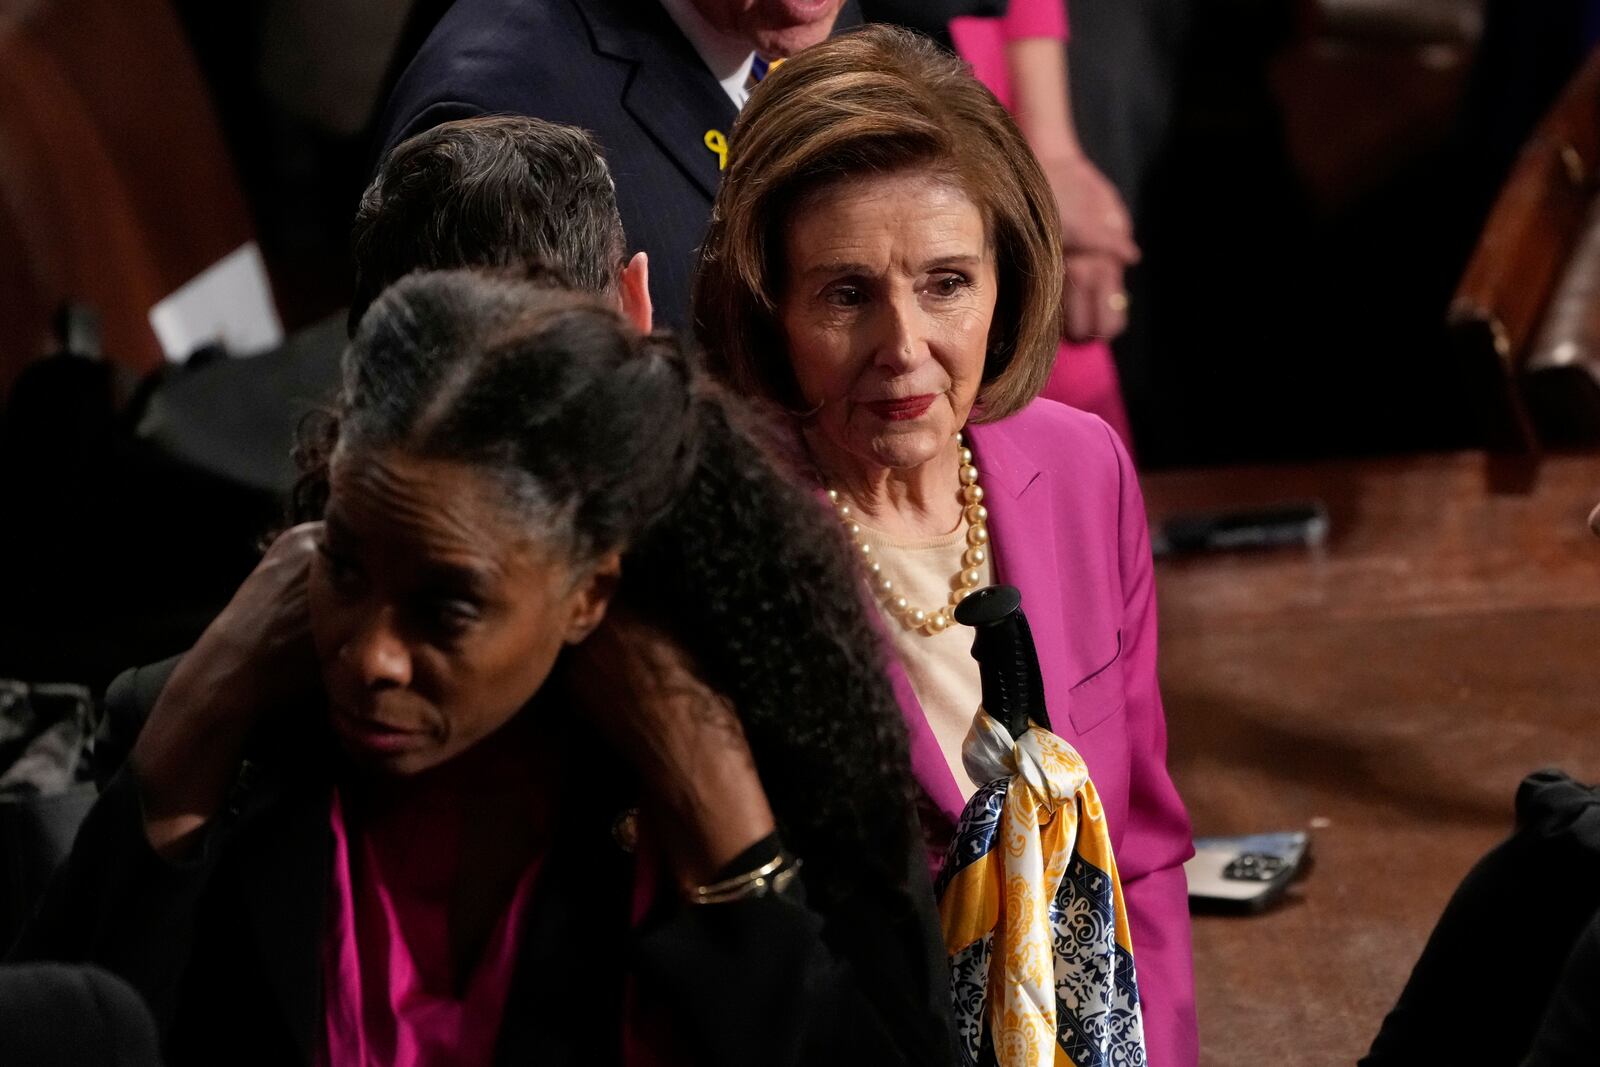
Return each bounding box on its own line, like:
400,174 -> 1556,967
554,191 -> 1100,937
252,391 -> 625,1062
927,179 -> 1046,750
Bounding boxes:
1152,501 -> 1329,557
1185,831 -> 1311,914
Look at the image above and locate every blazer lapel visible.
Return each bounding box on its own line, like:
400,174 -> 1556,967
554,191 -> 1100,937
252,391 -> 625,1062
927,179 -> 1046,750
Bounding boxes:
496,796 -> 634,1066
235,768 -> 334,1065
887,653 -> 967,830
966,422 -> 1073,737
805,484 -> 966,827
577,0 -> 735,201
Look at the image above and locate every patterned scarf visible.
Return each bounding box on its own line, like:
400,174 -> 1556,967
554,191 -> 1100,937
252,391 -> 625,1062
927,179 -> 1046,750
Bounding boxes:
935,711 -> 1146,1067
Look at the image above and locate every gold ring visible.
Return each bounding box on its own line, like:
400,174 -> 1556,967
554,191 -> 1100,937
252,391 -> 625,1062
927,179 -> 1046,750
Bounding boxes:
1107,292 -> 1129,314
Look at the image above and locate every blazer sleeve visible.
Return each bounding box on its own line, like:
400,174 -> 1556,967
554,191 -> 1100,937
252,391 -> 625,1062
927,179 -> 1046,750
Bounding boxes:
7,663 -> 221,1035
632,831 -> 957,1067
1107,423 -> 1199,1067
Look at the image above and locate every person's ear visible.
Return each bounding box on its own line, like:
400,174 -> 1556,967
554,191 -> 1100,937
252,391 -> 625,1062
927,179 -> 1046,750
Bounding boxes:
563,551 -> 622,644
618,252 -> 653,334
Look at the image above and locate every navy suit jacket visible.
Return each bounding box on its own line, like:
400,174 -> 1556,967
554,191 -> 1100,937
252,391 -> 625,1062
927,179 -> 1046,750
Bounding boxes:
376,0 -> 860,327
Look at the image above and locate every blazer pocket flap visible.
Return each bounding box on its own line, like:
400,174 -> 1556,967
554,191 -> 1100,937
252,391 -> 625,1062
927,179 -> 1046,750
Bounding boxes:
1065,631 -> 1125,734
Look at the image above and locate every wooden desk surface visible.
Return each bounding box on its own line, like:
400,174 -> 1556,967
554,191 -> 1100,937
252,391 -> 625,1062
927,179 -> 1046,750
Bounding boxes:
1143,452 -> 1600,1065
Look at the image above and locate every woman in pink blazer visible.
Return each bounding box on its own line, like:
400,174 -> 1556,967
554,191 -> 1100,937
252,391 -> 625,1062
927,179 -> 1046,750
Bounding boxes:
697,25 -> 1197,1066
889,405 -> 1198,1066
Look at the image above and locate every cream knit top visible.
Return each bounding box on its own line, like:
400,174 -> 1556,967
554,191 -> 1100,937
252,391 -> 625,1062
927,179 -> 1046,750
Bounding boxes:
856,518 -> 996,801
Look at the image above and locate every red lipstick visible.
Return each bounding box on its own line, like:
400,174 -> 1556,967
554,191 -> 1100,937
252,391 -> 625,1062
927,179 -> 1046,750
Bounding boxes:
865,395 -> 936,422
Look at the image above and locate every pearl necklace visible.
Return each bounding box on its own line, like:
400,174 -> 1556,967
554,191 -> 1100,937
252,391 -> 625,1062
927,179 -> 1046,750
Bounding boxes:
827,433 -> 990,636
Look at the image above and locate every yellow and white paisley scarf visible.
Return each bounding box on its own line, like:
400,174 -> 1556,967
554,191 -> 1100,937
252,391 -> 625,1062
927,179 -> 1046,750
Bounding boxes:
935,711 -> 1145,1067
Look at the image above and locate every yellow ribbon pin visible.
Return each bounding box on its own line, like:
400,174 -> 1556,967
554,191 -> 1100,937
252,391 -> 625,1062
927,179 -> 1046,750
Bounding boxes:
704,129 -> 729,171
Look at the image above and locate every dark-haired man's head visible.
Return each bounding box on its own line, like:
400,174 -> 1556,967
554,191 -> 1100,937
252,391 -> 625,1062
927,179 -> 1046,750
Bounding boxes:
349,115 -> 651,335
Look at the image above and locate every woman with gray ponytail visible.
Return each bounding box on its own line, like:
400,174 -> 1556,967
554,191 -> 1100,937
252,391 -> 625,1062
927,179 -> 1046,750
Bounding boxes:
12,270 -> 958,1067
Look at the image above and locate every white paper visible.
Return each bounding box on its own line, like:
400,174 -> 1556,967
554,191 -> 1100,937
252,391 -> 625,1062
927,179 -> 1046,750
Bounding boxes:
148,242 -> 284,363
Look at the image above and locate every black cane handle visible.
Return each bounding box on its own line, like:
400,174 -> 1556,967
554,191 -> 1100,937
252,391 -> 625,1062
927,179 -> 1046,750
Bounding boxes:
952,584 -> 1049,739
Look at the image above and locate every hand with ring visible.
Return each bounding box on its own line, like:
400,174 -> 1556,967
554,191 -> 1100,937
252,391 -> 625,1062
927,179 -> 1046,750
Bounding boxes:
1062,251 -> 1132,342
1040,152 -> 1139,342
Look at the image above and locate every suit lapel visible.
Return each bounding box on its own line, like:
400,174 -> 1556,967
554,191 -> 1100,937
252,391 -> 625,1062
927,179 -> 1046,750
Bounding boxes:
966,422 -> 1073,738
576,0 -> 735,201
574,0 -> 866,203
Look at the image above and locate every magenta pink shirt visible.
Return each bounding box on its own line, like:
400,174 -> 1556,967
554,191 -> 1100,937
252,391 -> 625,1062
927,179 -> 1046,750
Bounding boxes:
319,760 -> 677,1067
320,787 -> 542,1067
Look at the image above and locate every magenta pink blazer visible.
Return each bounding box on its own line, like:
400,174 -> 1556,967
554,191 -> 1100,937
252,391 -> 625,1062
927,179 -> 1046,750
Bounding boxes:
887,399 -> 1198,1067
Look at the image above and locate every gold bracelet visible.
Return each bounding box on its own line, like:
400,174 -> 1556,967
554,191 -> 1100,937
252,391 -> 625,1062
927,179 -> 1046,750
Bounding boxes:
688,852 -> 801,905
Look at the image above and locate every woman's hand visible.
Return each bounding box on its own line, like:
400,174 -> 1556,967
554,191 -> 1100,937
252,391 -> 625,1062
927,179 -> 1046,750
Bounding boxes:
1041,151 -> 1139,342
131,522 -> 323,859
1004,37 -> 1138,343
1063,250 -> 1130,343
568,610 -> 777,886
1046,151 -> 1138,263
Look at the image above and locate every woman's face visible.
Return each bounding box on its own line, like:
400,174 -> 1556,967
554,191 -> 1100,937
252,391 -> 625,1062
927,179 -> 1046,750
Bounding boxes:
779,170 -> 998,475
308,448 -> 616,776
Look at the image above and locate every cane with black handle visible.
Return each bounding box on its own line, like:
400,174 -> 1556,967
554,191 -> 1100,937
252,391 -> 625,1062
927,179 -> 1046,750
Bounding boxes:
952,584 -> 1050,740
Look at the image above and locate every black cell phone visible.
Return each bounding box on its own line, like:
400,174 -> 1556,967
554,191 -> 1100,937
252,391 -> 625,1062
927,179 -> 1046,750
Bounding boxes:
1151,501 -> 1329,556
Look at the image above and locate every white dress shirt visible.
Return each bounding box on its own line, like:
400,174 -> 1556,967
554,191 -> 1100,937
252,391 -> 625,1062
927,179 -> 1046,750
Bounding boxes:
657,0 -> 758,109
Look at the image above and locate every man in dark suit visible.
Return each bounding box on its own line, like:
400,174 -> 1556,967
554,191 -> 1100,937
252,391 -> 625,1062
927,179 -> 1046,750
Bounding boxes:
376,0 -> 858,326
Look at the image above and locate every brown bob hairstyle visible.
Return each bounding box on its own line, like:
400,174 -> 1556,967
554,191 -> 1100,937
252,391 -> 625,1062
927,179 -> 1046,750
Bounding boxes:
693,23 -> 1064,423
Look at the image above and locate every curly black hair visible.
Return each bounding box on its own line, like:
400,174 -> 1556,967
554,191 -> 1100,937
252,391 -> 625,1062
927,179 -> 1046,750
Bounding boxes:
296,269 -> 917,907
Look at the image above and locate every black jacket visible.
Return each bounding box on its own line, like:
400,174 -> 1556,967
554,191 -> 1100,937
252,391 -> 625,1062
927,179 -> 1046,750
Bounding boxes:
1362,770 -> 1600,1066
374,0 -> 860,328
1525,898 -> 1600,1067
11,658 -> 958,1066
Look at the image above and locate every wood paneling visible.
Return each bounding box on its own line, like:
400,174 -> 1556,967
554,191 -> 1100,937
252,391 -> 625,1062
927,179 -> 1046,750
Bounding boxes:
1449,45 -> 1600,458
1452,46 -> 1600,362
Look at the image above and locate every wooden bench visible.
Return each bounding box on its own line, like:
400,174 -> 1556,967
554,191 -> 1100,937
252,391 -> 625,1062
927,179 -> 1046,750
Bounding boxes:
1450,43 -> 1600,482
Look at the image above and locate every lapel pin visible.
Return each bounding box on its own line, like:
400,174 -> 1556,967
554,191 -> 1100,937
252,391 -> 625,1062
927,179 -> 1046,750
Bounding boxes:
703,129 -> 729,171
